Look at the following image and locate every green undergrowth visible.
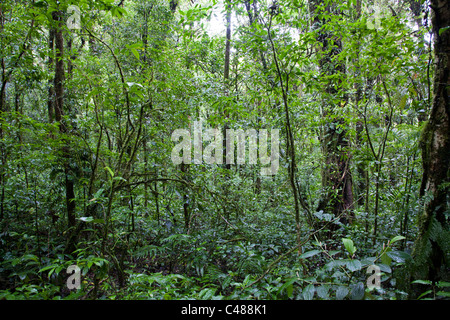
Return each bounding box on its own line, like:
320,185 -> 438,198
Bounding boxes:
1,209 -> 431,300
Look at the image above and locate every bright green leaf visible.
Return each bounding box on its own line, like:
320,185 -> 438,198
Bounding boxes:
105,166 -> 114,177
412,280 -> 432,285
389,235 -> 406,245
439,26 -> 450,36
342,238 -> 356,256
130,48 -> 139,60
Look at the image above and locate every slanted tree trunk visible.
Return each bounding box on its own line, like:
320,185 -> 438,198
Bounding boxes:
412,0 -> 450,289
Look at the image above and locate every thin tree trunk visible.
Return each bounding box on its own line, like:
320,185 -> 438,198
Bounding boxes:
48,27 -> 55,123
223,0 -> 232,170
53,10 -> 76,232
221,0 -> 232,223
354,0 -> 367,208
244,0 -> 265,194
181,163 -> 190,230
267,12 -> 313,251
409,0 -> 429,122
224,1 -> 231,91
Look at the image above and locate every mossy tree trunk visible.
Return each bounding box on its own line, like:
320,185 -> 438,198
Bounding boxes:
412,0 -> 450,289
310,0 -> 354,223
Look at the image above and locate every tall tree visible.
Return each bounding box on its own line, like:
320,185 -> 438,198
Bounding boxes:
52,10 -> 76,232
310,0 -> 354,223
412,0 -> 450,288
47,27 -> 55,123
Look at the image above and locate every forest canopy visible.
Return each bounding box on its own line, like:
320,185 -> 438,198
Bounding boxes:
0,0 -> 448,301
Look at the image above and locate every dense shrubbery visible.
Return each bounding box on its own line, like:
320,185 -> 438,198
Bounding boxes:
1,0 -> 448,300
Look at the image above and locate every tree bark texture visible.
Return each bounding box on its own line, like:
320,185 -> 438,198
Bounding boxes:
412,0 -> 450,288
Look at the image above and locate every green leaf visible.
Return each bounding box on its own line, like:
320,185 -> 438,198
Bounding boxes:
22,254 -> 39,262
299,249 -> 321,259
38,265 -> 57,273
33,1 -> 47,7
342,238 -> 356,256
389,235 -> 406,245
412,280 -> 432,285
380,248 -> 392,266
325,260 -> 347,270
437,291 -> 450,298
286,283 -> 294,298
316,285 -> 330,299
128,41 -> 143,49
346,259 -> 362,272
361,257 -> 377,266
439,26 -> 450,36
302,284 -> 315,300
417,290 -> 432,300
111,6 -> 127,18
398,95 -> 407,111
387,250 -> 411,263
130,48 -> 139,60
350,282 -> 365,300
335,286 -> 349,300
437,281 -> 450,288
78,216 -> 94,223
104,166 -> 114,178
279,278 -> 296,298
377,263 -> 392,273
93,188 -> 104,199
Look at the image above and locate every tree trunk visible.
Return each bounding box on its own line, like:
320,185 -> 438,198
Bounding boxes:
223,0 -> 232,168
48,27 -> 55,123
224,1 -> 231,90
412,0 -> 450,289
53,11 -> 76,231
311,1 -> 354,223
0,3 -> 5,221
221,0 -> 232,223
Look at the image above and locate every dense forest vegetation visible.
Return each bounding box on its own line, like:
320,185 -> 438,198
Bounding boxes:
0,0 -> 448,301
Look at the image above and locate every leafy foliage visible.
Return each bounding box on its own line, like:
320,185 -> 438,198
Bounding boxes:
0,0 -> 447,301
